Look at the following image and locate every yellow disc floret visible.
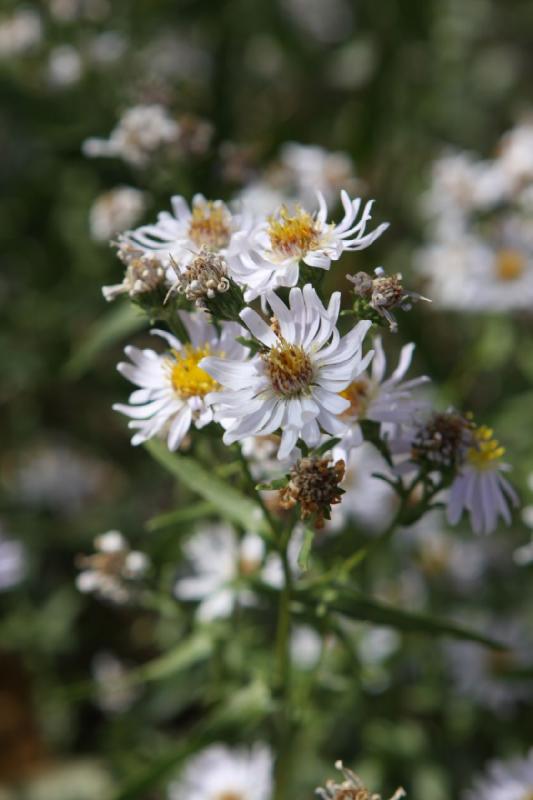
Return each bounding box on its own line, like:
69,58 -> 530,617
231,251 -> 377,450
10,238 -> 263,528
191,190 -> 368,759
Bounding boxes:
188,201 -> 232,250
264,339 -> 313,396
494,248 -> 526,282
467,425 -> 505,470
268,206 -> 321,259
168,345 -> 219,399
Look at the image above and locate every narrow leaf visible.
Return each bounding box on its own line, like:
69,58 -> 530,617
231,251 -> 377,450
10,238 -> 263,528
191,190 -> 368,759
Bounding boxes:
145,439 -> 269,534
146,501 -> 215,532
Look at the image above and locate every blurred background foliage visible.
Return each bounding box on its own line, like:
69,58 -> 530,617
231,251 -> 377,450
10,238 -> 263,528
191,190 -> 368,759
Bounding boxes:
1,0 -> 533,798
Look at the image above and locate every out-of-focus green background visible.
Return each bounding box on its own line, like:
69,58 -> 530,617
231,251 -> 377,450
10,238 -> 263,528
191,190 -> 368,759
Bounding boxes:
1,1 -> 533,798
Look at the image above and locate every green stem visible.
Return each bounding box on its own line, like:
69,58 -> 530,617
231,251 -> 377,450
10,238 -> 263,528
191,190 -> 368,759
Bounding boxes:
273,526 -> 294,800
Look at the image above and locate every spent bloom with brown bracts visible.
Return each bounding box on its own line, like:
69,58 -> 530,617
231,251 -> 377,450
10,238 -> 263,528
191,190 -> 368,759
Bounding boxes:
166,247 -> 231,307
279,455 -> 345,528
316,761 -> 406,800
348,266 -> 430,332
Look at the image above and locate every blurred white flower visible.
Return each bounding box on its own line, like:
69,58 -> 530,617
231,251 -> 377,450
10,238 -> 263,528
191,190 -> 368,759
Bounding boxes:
464,750 -> 533,800
290,625 -> 323,670
49,0 -> 110,22
445,618 -> 533,713
114,315 -> 247,451
498,120 -> 533,188
0,529 -> 26,591
168,743 -> 273,800
282,0 -> 353,44
92,652 -> 139,714
174,525 -> 265,621
89,187 -> 146,242
329,442 -> 398,533
278,143 -> 359,208
0,9 -> 41,58
83,104 -> 180,166
47,45 -> 83,87
76,531 -> 149,604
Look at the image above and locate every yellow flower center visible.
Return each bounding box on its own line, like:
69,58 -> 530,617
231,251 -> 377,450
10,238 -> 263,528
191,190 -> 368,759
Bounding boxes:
268,206 -> 321,259
494,248 -> 526,282
264,340 -> 313,396
339,378 -> 371,418
168,345 -> 219,399
467,425 -> 505,470
188,201 -> 232,250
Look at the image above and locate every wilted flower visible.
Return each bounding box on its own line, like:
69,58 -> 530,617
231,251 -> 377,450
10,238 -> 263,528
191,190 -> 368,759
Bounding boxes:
166,247 -> 231,307
103,244 -> 166,302
316,761 -> 405,800
114,315 -> 247,451
76,531 -> 149,604
348,267 -> 430,332
279,455 -> 346,528
168,743 -> 273,800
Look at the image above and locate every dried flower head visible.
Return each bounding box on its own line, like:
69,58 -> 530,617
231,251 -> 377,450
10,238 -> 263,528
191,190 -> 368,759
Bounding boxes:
103,243 -> 166,302
411,410 -> 474,471
279,456 -> 345,528
167,248 -> 230,306
316,761 -> 406,800
76,531 -> 149,604
348,267 -> 430,332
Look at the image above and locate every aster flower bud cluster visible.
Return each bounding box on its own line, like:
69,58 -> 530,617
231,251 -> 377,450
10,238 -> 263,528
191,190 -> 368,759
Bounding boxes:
316,761 -> 406,800
75,530 -> 149,604
279,455 -> 346,529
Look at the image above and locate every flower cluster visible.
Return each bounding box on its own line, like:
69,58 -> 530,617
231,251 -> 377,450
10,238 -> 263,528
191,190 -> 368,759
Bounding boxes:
418,120 -> 533,311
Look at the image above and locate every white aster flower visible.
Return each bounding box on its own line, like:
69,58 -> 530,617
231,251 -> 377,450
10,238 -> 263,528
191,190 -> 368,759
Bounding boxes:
174,525 -> 265,621
201,284 -> 374,460
120,193 -> 259,279
447,424 -> 519,535
465,750 -> 533,800
90,186 -> 146,242
83,104 -> 180,166
114,314 -> 246,451
0,530 -> 26,591
498,120 -> 533,189
168,743 -> 273,800
333,336 -> 429,459
233,191 -> 388,300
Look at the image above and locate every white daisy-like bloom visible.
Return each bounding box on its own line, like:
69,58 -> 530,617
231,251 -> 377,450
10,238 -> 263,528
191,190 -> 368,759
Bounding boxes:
232,191 -> 388,300
113,313 -> 247,451
82,104 -> 180,167
168,743 -> 273,800
119,193 -> 260,278
332,335 -> 430,460
465,750 -> 533,800
89,186 -> 146,242
328,442 -> 398,533
0,530 -> 26,591
174,525 -> 265,622
201,284 -> 374,461
446,424 -> 519,535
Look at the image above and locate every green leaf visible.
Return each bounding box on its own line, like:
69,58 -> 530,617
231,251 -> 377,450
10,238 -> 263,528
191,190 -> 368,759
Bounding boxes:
312,437 -> 341,457
131,632 -> 213,684
298,586 -> 506,649
146,501 -> 216,532
145,439 -> 269,535
64,302 -> 146,378
297,527 -> 315,572
255,478 -> 287,491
